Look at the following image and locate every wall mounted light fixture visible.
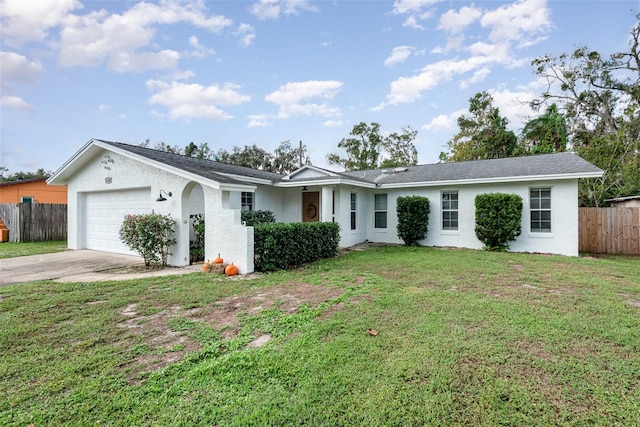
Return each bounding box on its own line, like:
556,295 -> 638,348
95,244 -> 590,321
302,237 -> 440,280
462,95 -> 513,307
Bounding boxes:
302,186 -> 308,191
156,190 -> 172,202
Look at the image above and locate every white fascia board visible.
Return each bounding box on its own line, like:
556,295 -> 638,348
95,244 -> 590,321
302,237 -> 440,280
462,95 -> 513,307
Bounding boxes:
220,183 -> 257,192
378,172 -> 605,189
214,173 -> 274,185
275,178 -> 376,188
283,164 -> 340,180
47,139 -> 97,185
91,140 -> 226,190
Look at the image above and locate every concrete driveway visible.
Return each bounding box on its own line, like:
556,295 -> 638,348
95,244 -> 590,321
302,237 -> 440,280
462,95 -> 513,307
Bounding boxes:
0,250 -> 144,286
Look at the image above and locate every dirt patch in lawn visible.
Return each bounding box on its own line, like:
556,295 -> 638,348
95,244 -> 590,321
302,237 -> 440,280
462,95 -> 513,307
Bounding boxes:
117,281 -> 345,384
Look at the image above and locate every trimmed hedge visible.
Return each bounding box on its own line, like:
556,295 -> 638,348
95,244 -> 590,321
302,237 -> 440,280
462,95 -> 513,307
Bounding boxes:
396,195 -> 430,246
241,210 -> 276,226
474,193 -> 523,251
254,222 -> 340,272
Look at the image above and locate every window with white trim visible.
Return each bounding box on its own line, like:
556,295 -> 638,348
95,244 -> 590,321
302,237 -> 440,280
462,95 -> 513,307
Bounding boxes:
374,194 -> 387,229
350,193 -> 357,230
241,192 -> 254,211
21,196 -> 34,204
441,191 -> 458,230
530,187 -> 551,232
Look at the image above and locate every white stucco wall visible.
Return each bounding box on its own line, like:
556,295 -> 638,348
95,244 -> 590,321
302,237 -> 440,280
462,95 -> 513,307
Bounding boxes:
361,179 -> 580,256
66,150 -> 194,265
65,149 -> 255,271
334,186 -> 368,248
204,187 -> 253,274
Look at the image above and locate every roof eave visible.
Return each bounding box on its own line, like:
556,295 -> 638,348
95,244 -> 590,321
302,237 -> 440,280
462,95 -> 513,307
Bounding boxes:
378,172 -> 604,189
275,178 -> 376,188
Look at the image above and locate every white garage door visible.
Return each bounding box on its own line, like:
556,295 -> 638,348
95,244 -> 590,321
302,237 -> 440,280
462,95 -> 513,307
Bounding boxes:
84,189 -> 151,255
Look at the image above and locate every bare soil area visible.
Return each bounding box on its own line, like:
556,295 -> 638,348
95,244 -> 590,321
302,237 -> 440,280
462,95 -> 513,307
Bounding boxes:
116,281 -> 345,383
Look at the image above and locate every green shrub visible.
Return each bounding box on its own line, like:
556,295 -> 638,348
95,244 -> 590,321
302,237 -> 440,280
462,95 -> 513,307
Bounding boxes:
119,213 -> 177,266
254,222 -> 340,271
474,193 -> 523,251
189,214 -> 205,264
241,210 -> 276,226
396,195 -> 430,246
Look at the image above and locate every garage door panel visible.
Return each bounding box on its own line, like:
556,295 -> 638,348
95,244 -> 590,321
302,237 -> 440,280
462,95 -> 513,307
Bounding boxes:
84,189 -> 151,255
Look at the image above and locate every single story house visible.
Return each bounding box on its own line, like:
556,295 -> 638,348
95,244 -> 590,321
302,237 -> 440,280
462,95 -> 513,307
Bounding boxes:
48,139 -> 603,273
0,177 -> 67,204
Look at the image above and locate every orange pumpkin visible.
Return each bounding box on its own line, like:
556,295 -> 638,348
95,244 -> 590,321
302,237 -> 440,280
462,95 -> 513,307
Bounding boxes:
225,263 -> 239,276
213,253 -> 224,264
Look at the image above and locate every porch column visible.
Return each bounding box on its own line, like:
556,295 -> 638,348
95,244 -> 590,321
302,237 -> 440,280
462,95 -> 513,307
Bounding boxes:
321,186 -> 333,222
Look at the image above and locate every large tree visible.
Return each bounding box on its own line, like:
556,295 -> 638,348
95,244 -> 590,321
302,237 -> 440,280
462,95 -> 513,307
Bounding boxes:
216,144 -> 273,170
327,122 -> 418,171
440,92 -> 518,162
520,103 -> 568,154
216,141 -> 308,174
530,15 -> 640,206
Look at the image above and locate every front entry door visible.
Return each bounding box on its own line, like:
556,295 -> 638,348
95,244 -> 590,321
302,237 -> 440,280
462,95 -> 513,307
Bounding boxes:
302,191 -> 320,222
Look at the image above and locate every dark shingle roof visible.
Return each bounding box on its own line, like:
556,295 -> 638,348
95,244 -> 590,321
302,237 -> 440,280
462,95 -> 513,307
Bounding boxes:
97,140 -> 285,184
343,152 -> 602,185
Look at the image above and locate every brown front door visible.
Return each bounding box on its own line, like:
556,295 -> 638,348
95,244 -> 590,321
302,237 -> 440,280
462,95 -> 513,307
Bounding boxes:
302,191 -> 320,222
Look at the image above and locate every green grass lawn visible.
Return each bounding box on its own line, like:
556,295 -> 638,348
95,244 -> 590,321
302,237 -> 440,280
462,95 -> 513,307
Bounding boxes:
1,247 -> 639,425
0,240 -> 66,259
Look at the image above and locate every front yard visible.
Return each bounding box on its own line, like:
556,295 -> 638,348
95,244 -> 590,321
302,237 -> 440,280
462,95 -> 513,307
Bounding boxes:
1,247 -> 639,425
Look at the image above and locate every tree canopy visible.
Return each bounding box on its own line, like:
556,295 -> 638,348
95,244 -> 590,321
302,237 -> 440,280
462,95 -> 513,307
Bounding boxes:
439,16 -> 639,206
327,122 -> 418,171
520,103 -> 568,154
439,92 -> 518,162
216,140 -> 308,175
530,14 -> 640,206
0,167 -> 52,183
141,140 -> 308,175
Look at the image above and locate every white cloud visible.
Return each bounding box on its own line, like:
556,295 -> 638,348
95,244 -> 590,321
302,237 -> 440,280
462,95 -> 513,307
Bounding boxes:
323,120 -> 343,127
374,57 -> 490,110
392,0 -> 440,29
480,0 -> 551,44
0,0 -> 82,45
0,51 -> 43,85
489,88 -> 537,129
146,79 -> 251,121
0,51 -> 43,112
98,103 -> 111,113
57,0 -> 232,72
402,15 -> 425,30
459,67 -> 491,89
188,36 -> 216,58
438,6 -> 482,34
265,80 -> 343,119
266,80 -> 342,107
384,46 -> 414,67
235,23 -> 256,47
1,95 -> 35,112
248,114 -> 270,127
376,0 -> 552,111
422,108 -> 466,131
249,0 -> 317,20
392,0 -> 442,15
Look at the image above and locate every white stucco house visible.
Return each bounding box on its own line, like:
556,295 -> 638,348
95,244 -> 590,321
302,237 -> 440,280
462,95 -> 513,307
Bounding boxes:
48,139 -> 603,273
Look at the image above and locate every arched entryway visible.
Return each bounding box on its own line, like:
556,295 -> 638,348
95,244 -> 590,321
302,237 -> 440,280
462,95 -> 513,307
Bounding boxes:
181,182 -> 205,264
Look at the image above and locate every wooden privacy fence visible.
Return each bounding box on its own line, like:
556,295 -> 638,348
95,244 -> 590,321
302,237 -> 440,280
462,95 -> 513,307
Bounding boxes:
579,207 -> 640,255
0,203 -> 67,242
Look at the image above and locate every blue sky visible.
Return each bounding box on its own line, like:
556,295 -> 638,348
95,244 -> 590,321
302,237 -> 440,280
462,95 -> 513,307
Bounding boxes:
1,0 -> 638,174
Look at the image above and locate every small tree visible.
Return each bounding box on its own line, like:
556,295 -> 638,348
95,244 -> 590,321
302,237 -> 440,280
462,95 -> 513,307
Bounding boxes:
474,193 -> 523,251
396,196 -> 430,246
119,213 -> 177,266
